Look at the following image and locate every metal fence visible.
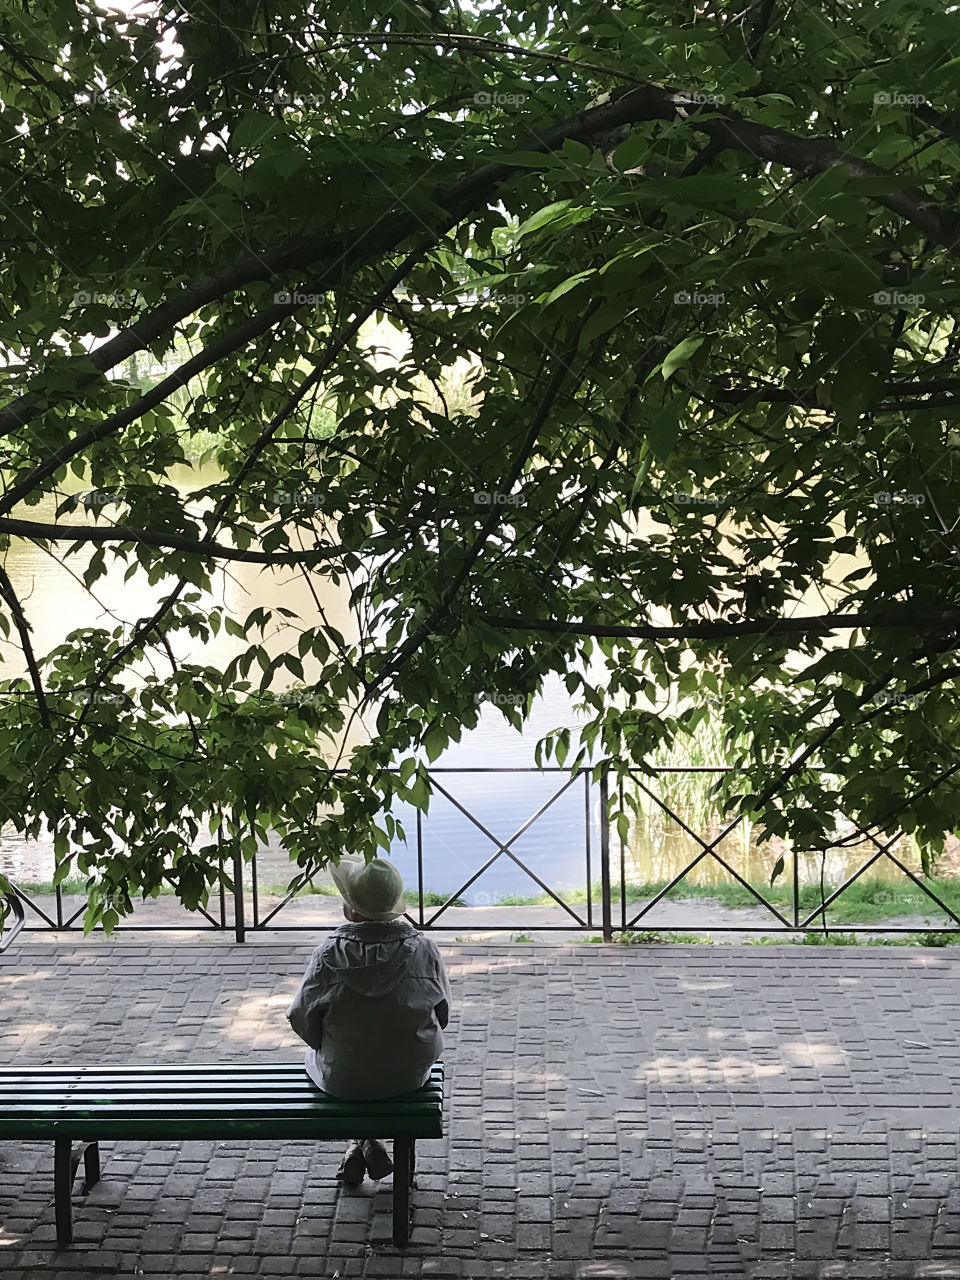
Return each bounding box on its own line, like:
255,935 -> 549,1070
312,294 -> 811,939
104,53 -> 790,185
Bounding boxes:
4,764 -> 959,943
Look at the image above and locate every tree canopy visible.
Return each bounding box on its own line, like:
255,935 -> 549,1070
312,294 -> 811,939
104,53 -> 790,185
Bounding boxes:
2,0 -> 960,930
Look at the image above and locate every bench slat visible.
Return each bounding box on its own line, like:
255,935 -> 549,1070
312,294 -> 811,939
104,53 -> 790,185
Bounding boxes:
0,1116 -> 442,1140
0,1090 -> 441,1106
0,1064 -> 444,1077
0,1067 -> 310,1077
0,1097 -> 442,1112
0,1081 -> 442,1097
0,1067 -> 442,1090
1,1099 -> 441,1114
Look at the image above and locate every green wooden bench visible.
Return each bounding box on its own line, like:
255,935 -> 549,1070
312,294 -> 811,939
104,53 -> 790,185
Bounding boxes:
0,1062 -> 443,1249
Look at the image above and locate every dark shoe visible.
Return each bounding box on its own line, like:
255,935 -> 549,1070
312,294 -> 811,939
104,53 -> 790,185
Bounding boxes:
336,1141 -> 366,1187
361,1138 -> 394,1181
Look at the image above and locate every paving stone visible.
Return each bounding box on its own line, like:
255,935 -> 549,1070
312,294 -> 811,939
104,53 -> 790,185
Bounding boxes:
5,941 -> 960,1276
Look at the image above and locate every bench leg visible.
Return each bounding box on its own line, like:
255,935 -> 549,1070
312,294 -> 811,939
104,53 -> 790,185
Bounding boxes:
392,1138 -> 412,1247
54,1140 -> 73,1248
82,1141 -> 101,1192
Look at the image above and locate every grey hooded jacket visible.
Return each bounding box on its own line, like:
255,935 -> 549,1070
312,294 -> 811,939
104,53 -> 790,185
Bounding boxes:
286,918 -> 451,1100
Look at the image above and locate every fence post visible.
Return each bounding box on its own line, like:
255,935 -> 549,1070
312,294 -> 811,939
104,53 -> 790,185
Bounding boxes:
233,850 -> 246,944
600,767 -> 613,942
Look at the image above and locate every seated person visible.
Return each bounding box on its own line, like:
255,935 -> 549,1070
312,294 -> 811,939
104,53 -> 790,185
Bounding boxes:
286,854 -> 451,1185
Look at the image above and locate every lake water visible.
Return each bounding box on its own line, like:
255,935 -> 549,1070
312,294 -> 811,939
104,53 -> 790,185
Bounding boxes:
0,467 -> 933,905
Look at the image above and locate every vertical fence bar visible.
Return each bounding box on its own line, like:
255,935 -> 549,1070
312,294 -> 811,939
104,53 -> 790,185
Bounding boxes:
251,848 -> 260,929
233,850 -> 246,944
793,844 -> 800,929
584,770 -> 593,930
56,882 -> 63,929
619,773 -> 627,932
600,767 -> 613,942
417,805 -> 425,928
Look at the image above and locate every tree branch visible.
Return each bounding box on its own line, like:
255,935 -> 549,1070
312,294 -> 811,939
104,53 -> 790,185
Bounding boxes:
0,564 -> 50,730
0,516 -> 349,563
483,611 -> 960,639
746,0 -> 778,62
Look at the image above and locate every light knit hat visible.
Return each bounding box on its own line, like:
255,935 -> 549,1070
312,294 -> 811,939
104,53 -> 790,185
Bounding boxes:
329,855 -> 407,921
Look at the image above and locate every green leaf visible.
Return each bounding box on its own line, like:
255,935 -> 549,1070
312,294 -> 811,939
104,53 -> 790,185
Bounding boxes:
661,335 -> 705,380
407,775 -> 431,811
541,270 -> 596,305
645,400 -> 684,462
231,112 -> 284,151
517,200 -> 593,239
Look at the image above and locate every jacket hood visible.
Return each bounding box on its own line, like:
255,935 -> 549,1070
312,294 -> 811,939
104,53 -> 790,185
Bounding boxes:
320,920 -> 421,998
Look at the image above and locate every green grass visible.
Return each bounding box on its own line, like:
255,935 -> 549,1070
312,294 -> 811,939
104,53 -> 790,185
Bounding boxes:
267,884 -> 468,908
587,930 -> 960,947
12,877 -> 92,895
581,929 -> 714,945
484,875 -> 960,925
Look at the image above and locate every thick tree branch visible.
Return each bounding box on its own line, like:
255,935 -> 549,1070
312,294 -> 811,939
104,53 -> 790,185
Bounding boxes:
746,0 -> 778,62
0,516 -> 349,563
484,611 -> 960,639
705,378 -> 960,409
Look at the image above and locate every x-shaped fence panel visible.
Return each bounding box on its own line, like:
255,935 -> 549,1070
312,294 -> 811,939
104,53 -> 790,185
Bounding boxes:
614,768 -> 960,937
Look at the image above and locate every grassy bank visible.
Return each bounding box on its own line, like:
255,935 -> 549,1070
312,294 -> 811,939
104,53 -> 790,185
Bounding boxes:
492,875 -> 960,925
577,929 -> 960,947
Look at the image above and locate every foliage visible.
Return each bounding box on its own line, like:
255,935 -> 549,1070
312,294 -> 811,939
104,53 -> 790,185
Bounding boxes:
2,0 -> 960,931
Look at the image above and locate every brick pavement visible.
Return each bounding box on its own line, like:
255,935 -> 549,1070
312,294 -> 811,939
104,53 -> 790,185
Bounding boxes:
2,941 -> 960,1279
